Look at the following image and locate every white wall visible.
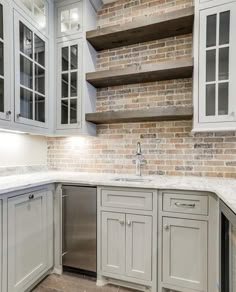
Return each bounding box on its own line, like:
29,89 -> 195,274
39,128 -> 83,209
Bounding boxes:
0,132 -> 47,167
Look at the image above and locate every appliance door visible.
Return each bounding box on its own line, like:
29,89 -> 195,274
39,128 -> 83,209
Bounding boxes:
220,200 -> 236,292
62,185 -> 97,273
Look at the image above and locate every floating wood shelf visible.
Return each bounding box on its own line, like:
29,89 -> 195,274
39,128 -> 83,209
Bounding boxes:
85,106 -> 193,124
86,7 -> 194,51
86,58 -> 193,88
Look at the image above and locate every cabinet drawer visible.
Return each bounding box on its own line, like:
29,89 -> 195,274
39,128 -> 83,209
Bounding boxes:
163,192 -> 208,215
101,189 -> 153,210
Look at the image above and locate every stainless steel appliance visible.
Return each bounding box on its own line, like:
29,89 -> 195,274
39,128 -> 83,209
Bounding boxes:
220,200 -> 236,292
62,185 -> 97,275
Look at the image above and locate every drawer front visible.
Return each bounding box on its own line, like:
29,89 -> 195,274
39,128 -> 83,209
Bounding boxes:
101,189 -> 153,210
163,192 -> 208,215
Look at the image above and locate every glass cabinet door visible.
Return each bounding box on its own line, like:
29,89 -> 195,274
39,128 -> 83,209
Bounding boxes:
0,0 -> 10,121
57,2 -> 82,38
57,40 -> 81,129
199,2 -> 236,123
15,0 -> 48,34
199,3 -> 236,122
15,12 -> 48,127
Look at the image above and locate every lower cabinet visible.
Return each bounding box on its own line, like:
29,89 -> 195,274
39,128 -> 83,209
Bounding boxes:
7,189 -> 53,292
101,211 -> 152,281
162,217 -> 208,291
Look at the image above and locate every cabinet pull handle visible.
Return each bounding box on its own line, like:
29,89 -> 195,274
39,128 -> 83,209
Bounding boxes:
29,194 -> 34,200
119,220 -> 125,225
127,220 -> 131,226
175,202 -> 196,208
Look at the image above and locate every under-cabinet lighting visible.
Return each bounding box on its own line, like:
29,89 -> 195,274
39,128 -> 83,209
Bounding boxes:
0,129 -> 26,134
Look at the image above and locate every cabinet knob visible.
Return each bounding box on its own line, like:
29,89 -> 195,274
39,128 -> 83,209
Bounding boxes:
119,220 -> 125,225
16,113 -> 21,119
164,224 -> 169,231
6,111 -> 11,116
29,194 -> 34,200
127,220 -> 131,226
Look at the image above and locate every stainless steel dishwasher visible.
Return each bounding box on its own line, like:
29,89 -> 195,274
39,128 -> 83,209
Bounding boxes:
62,185 -> 97,276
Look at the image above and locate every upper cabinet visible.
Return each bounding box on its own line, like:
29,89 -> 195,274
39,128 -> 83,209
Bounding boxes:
0,0 -> 11,122
14,0 -> 49,35
194,0 -> 236,131
14,11 -> 49,129
54,0 -> 97,136
57,1 -> 82,38
0,0 -> 98,136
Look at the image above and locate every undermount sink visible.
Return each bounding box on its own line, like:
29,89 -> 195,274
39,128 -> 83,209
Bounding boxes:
112,177 -> 152,183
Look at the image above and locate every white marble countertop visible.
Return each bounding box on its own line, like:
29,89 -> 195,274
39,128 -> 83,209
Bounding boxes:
0,171 -> 236,213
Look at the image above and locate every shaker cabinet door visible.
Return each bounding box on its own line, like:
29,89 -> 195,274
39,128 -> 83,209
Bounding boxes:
125,214 -> 152,281
162,217 -> 208,291
101,212 -> 126,275
8,191 -> 49,292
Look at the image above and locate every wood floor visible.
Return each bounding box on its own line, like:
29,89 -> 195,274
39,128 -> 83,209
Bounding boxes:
32,273 -> 138,292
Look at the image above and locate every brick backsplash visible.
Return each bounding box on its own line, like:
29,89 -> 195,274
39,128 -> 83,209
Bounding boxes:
47,0 -> 236,178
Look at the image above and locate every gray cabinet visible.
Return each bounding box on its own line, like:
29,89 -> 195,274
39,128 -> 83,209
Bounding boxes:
7,189 -> 53,292
126,214 -> 152,281
101,211 -> 152,282
162,217 -> 208,291
194,0 -> 236,131
101,212 -> 126,275
0,200 -> 2,292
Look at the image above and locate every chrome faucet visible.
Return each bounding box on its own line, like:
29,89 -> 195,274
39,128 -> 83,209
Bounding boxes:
136,142 -> 143,176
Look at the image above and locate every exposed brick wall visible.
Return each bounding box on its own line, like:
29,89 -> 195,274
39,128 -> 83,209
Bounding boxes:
47,0 -> 236,178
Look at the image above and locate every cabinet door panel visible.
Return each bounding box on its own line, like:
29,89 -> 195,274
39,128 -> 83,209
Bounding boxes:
126,214 -> 152,281
162,217 -> 207,291
101,212 -> 125,275
8,191 -> 48,292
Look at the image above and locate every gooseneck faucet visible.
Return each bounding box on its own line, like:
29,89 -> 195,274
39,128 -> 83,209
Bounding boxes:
136,142 -> 143,176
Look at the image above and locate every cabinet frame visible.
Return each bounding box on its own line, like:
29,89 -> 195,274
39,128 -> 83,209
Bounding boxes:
14,10 -> 49,129
0,0 -> 11,122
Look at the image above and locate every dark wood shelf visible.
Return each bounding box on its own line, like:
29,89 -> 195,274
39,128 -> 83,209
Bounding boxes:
86,58 -> 193,88
86,7 -> 194,51
85,106 -> 193,124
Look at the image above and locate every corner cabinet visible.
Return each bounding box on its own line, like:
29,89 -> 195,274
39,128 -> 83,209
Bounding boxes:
97,187 -> 157,292
194,0 -> 236,131
54,0 -> 97,136
7,189 -> 53,292
158,190 -> 219,292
